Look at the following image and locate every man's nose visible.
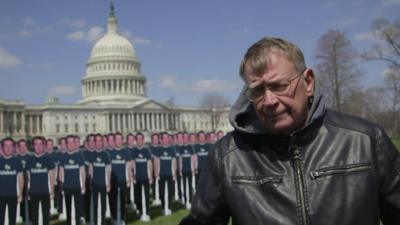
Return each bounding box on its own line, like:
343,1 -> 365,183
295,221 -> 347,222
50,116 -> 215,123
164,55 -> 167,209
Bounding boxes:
262,90 -> 279,108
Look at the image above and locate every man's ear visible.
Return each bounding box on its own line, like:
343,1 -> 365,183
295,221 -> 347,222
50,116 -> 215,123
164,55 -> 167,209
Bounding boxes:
303,68 -> 315,97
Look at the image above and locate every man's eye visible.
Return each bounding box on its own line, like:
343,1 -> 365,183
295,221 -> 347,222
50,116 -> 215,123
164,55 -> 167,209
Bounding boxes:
270,84 -> 288,92
250,85 -> 264,96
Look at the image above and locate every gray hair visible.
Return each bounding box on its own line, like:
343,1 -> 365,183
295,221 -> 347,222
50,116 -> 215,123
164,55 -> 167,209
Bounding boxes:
239,37 -> 306,80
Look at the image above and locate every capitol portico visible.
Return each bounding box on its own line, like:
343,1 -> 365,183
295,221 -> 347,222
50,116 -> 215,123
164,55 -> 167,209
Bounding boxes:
0,4 -> 231,142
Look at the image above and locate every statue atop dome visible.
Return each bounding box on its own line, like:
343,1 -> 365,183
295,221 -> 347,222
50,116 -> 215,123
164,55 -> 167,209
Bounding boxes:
109,1 -> 115,18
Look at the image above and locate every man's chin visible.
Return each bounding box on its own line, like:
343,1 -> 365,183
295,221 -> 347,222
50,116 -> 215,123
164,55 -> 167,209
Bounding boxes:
262,118 -> 294,134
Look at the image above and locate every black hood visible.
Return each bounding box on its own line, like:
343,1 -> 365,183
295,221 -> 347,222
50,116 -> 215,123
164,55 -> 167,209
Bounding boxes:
229,84 -> 326,135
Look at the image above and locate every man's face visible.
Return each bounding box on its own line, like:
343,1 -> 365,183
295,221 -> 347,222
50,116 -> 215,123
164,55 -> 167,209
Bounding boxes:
107,136 -> 115,148
177,134 -> 183,145
115,135 -> 123,148
74,138 -> 80,150
243,52 -> 314,134
46,140 -> 54,153
67,138 -> 75,152
136,135 -> 144,147
18,141 -> 28,155
95,136 -> 103,150
103,137 -> 109,148
127,135 -> 135,146
162,134 -> 170,146
33,139 -> 45,155
183,133 -> 189,143
60,140 -> 67,151
199,133 -> 206,143
2,140 -> 15,157
209,133 -> 216,143
151,135 -> 158,145
190,134 -> 196,144
88,136 -> 96,149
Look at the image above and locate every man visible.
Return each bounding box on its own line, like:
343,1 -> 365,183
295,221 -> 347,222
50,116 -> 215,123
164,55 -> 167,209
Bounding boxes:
56,137 -> 67,217
59,135 -> 86,225
125,133 -> 136,209
83,134 -> 97,224
109,133 -> 132,225
0,138 -> 23,225
26,136 -> 55,225
132,132 -> 153,221
180,37 -> 400,225
150,133 -> 162,206
178,133 -> 196,209
45,139 -> 58,216
90,134 -> 111,225
156,132 -> 177,216
193,131 -> 211,184
17,139 -> 31,224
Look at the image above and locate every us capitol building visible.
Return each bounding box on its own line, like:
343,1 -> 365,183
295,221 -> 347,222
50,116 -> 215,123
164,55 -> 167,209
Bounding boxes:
0,5 -> 231,142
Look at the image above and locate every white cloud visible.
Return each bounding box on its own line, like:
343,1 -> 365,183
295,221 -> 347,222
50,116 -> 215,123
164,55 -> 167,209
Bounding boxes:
0,46 -> 21,68
66,26 -> 104,43
192,79 -> 240,93
58,18 -> 86,29
23,17 -> 36,26
86,27 -> 104,43
121,30 -> 154,46
354,31 -> 375,41
382,0 -> 400,6
66,30 -> 86,41
157,75 -> 240,94
48,85 -> 77,96
18,29 -> 32,37
158,76 -> 177,88
18,17 -> 52,37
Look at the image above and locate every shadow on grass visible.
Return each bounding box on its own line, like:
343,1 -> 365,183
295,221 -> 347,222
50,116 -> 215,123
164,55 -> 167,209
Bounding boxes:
50,201 -> 187,225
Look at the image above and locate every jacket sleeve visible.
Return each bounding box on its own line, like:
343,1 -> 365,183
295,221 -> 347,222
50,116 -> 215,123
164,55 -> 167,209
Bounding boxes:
179,136 -> 231,225
377,128 -> 400,224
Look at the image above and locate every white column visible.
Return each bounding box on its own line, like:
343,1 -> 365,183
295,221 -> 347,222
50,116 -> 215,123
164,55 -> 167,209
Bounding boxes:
160,114 -> 165,130
105,113 -> 109,132
122,113 -> 126,132
128,80 -> 131,94
135,113 -> 139,131
35,115 -> 40,134
12,112 -> 16,134
154,113 -> 159,131
141,113 -> 145,130
20,113 -> 25,134
145,113 -> 149,131
0,111 -> 3,132
29,115 -> 33,134
166,113 -> 170,131
112,114 -> 116,132
133,81 -> 137,94
151,113 -> 155,131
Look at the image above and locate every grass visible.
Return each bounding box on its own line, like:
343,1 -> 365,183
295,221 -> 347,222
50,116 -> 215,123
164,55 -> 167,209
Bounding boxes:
49,201 -> 189,225
391,138 -> 400,152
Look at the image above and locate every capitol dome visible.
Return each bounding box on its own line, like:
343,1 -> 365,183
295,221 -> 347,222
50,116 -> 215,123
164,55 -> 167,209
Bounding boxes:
78,3 -> 147,105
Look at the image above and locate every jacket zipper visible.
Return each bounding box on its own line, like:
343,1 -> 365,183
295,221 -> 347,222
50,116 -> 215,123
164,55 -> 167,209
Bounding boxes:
292,145 -> 309,225
232,176 -> 282,185
310,163 -> 371,179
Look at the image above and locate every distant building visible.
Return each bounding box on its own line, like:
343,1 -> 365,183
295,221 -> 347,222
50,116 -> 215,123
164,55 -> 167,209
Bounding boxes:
0,4 -> 231,142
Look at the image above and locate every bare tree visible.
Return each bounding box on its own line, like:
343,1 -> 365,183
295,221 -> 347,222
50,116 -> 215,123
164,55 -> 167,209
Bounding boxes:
383,67 -> 400,136
361,17 -> 400,69
200,93 -> 230,131
362,17 -> 400,136
315,30 -> 360,112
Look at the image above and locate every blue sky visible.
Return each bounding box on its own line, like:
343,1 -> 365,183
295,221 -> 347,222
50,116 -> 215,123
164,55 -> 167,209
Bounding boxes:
0,0 -> 399,107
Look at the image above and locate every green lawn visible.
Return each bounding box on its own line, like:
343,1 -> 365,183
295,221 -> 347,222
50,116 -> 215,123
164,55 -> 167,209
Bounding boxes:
391,138 -> 400,151
49,201 -> 189,225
